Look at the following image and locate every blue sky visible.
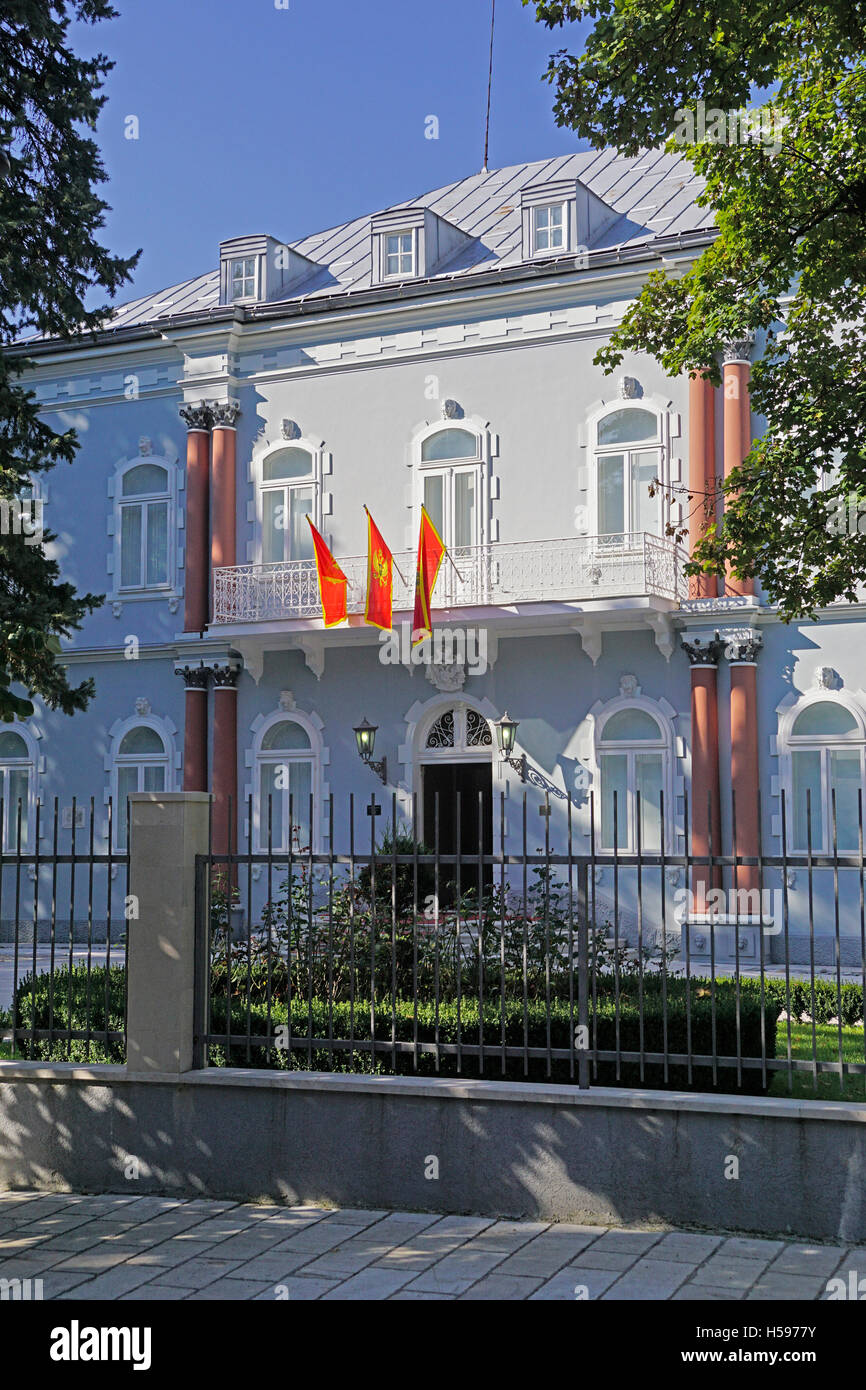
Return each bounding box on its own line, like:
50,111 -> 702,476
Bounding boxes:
72,0 -> 589,303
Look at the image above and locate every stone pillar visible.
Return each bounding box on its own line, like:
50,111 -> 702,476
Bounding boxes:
210,400 -> 240,619
176,664 -> 210,793
725,628 -> 763,892
688,372 -> 717,599
211,662 -> 240,861
178,402 -> 212,634
722,338 -> 754,598
126,792 -> 211,1075
682,634 -> 723,909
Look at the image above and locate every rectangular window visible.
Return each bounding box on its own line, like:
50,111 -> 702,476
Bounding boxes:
116,765 -> 139,851
600,753 -> 629,850
230,256 -> 257,300
598,455 -> 625,537
631,452 -> 659,537
120,505 -> 143,587
792,749 -> 823,850
532,203 -> 566,253
830,749 -> 860,852
262,486 -> 315,564
145,501 -> 169,586
259,760 -> 312,851
4,768 -> 29,850
385,232 -> 414,277
635,753 -> 664,852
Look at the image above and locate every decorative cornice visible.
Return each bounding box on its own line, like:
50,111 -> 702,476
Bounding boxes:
178,401 -> 212,432
681,633 -> 724,667
211,399 -> 241,429
722,332 -> 755,365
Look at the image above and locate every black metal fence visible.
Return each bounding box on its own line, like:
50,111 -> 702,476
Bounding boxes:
0,797 -> 129,1062
194,788 -> 866,1099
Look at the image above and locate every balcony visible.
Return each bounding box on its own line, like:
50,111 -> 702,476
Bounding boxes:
212,533 -> 688,626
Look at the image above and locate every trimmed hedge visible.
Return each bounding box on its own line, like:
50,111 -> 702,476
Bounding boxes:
8,963 -> 818,1094
208,975 -> 779,1094
9,964 -> 126,1064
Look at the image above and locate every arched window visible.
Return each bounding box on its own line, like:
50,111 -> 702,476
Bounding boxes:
0,728 -> 34,851
112,724 -> 170,849
118,462 -> 173,590
597,705 -> 669,851
786,700 -> 865,852
593,406 -> 661,540
260,447 -> 316,565
254,717 -> 316,852
419,427 -> 481,554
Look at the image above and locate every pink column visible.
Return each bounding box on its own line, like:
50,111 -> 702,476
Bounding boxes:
179,403 -> 212,634
176,666 -> 209,793
726,631 -> 763,893
210,401 -> 240,616
211,664 -> 239,861
687,373 -> 717,600
683,636 -> 723,908
722,339 -> 754,598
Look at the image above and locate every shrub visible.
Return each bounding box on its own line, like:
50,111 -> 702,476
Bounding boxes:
206,974 -> 779,1095
10,964 -> 126,1063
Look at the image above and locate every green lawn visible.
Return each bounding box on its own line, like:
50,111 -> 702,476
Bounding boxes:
770,1021 -> 866,1101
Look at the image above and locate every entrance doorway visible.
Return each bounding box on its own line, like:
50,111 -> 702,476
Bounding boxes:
422,761 -> 493,900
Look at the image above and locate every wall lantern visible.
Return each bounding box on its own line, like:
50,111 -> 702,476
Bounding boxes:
494,711 -> 526,779
353,717 -> 387,784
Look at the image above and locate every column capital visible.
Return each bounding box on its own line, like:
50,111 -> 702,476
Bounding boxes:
211,661 -> 241,688
211,399 -> 241,430
179,401 -> 213,432
681,632 -> 723,667
722,627 -> 763,664
175,662 -> 210,690
722,333 -> 755,365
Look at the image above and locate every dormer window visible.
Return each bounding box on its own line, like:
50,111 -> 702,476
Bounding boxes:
532,203 -> 566,254
370,207 -> 472,286
230,256 -> 257,301
385,231 -> 415,278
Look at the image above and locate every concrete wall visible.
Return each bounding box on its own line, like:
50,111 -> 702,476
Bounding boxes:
1,1065 -> 865,1242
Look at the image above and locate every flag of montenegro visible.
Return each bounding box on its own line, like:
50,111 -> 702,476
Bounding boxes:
412,505 -> 446,644
306,516 -> 348,627
364,507 -> 393,630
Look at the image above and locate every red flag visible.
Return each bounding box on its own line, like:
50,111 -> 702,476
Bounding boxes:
364,507 -> 394,631
412,505 -> 446,644
306,517 -> 348,628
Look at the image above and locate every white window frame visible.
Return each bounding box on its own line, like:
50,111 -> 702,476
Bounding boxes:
250,436 -> 328,568
778,694 -> 866,854
107,715 -> 176,850
384,229 -> 416,278
589,402 -> 665,541
415,424 -> 485,550
251,710 -> 323,853
532,202 -> 568,254
230,255 -> 258,302
0,724 -> 38,852
594,698 -> 673,854
109,453 -> 181,602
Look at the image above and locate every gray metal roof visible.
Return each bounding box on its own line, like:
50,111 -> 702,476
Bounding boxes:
43,149 -> 713,338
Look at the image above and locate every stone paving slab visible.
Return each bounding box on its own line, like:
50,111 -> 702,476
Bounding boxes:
0,1190 -> 861,1300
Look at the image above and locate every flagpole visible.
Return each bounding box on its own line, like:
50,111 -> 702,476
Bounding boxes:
441,546 -> 464,583
364,504 -> 409,585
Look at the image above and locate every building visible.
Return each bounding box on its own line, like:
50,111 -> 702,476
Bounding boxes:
9,150 -> 864,964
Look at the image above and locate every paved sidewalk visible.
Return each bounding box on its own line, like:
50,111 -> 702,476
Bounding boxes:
0,1191 -> 861,1301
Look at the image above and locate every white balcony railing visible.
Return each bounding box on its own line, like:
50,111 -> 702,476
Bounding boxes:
212,533 -> 688,626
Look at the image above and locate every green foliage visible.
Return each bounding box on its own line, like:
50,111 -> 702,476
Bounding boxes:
10,962 -> 125,1062
207,980 -> 779,1095
0,2 -> 138,719
526,0 -> 866,618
